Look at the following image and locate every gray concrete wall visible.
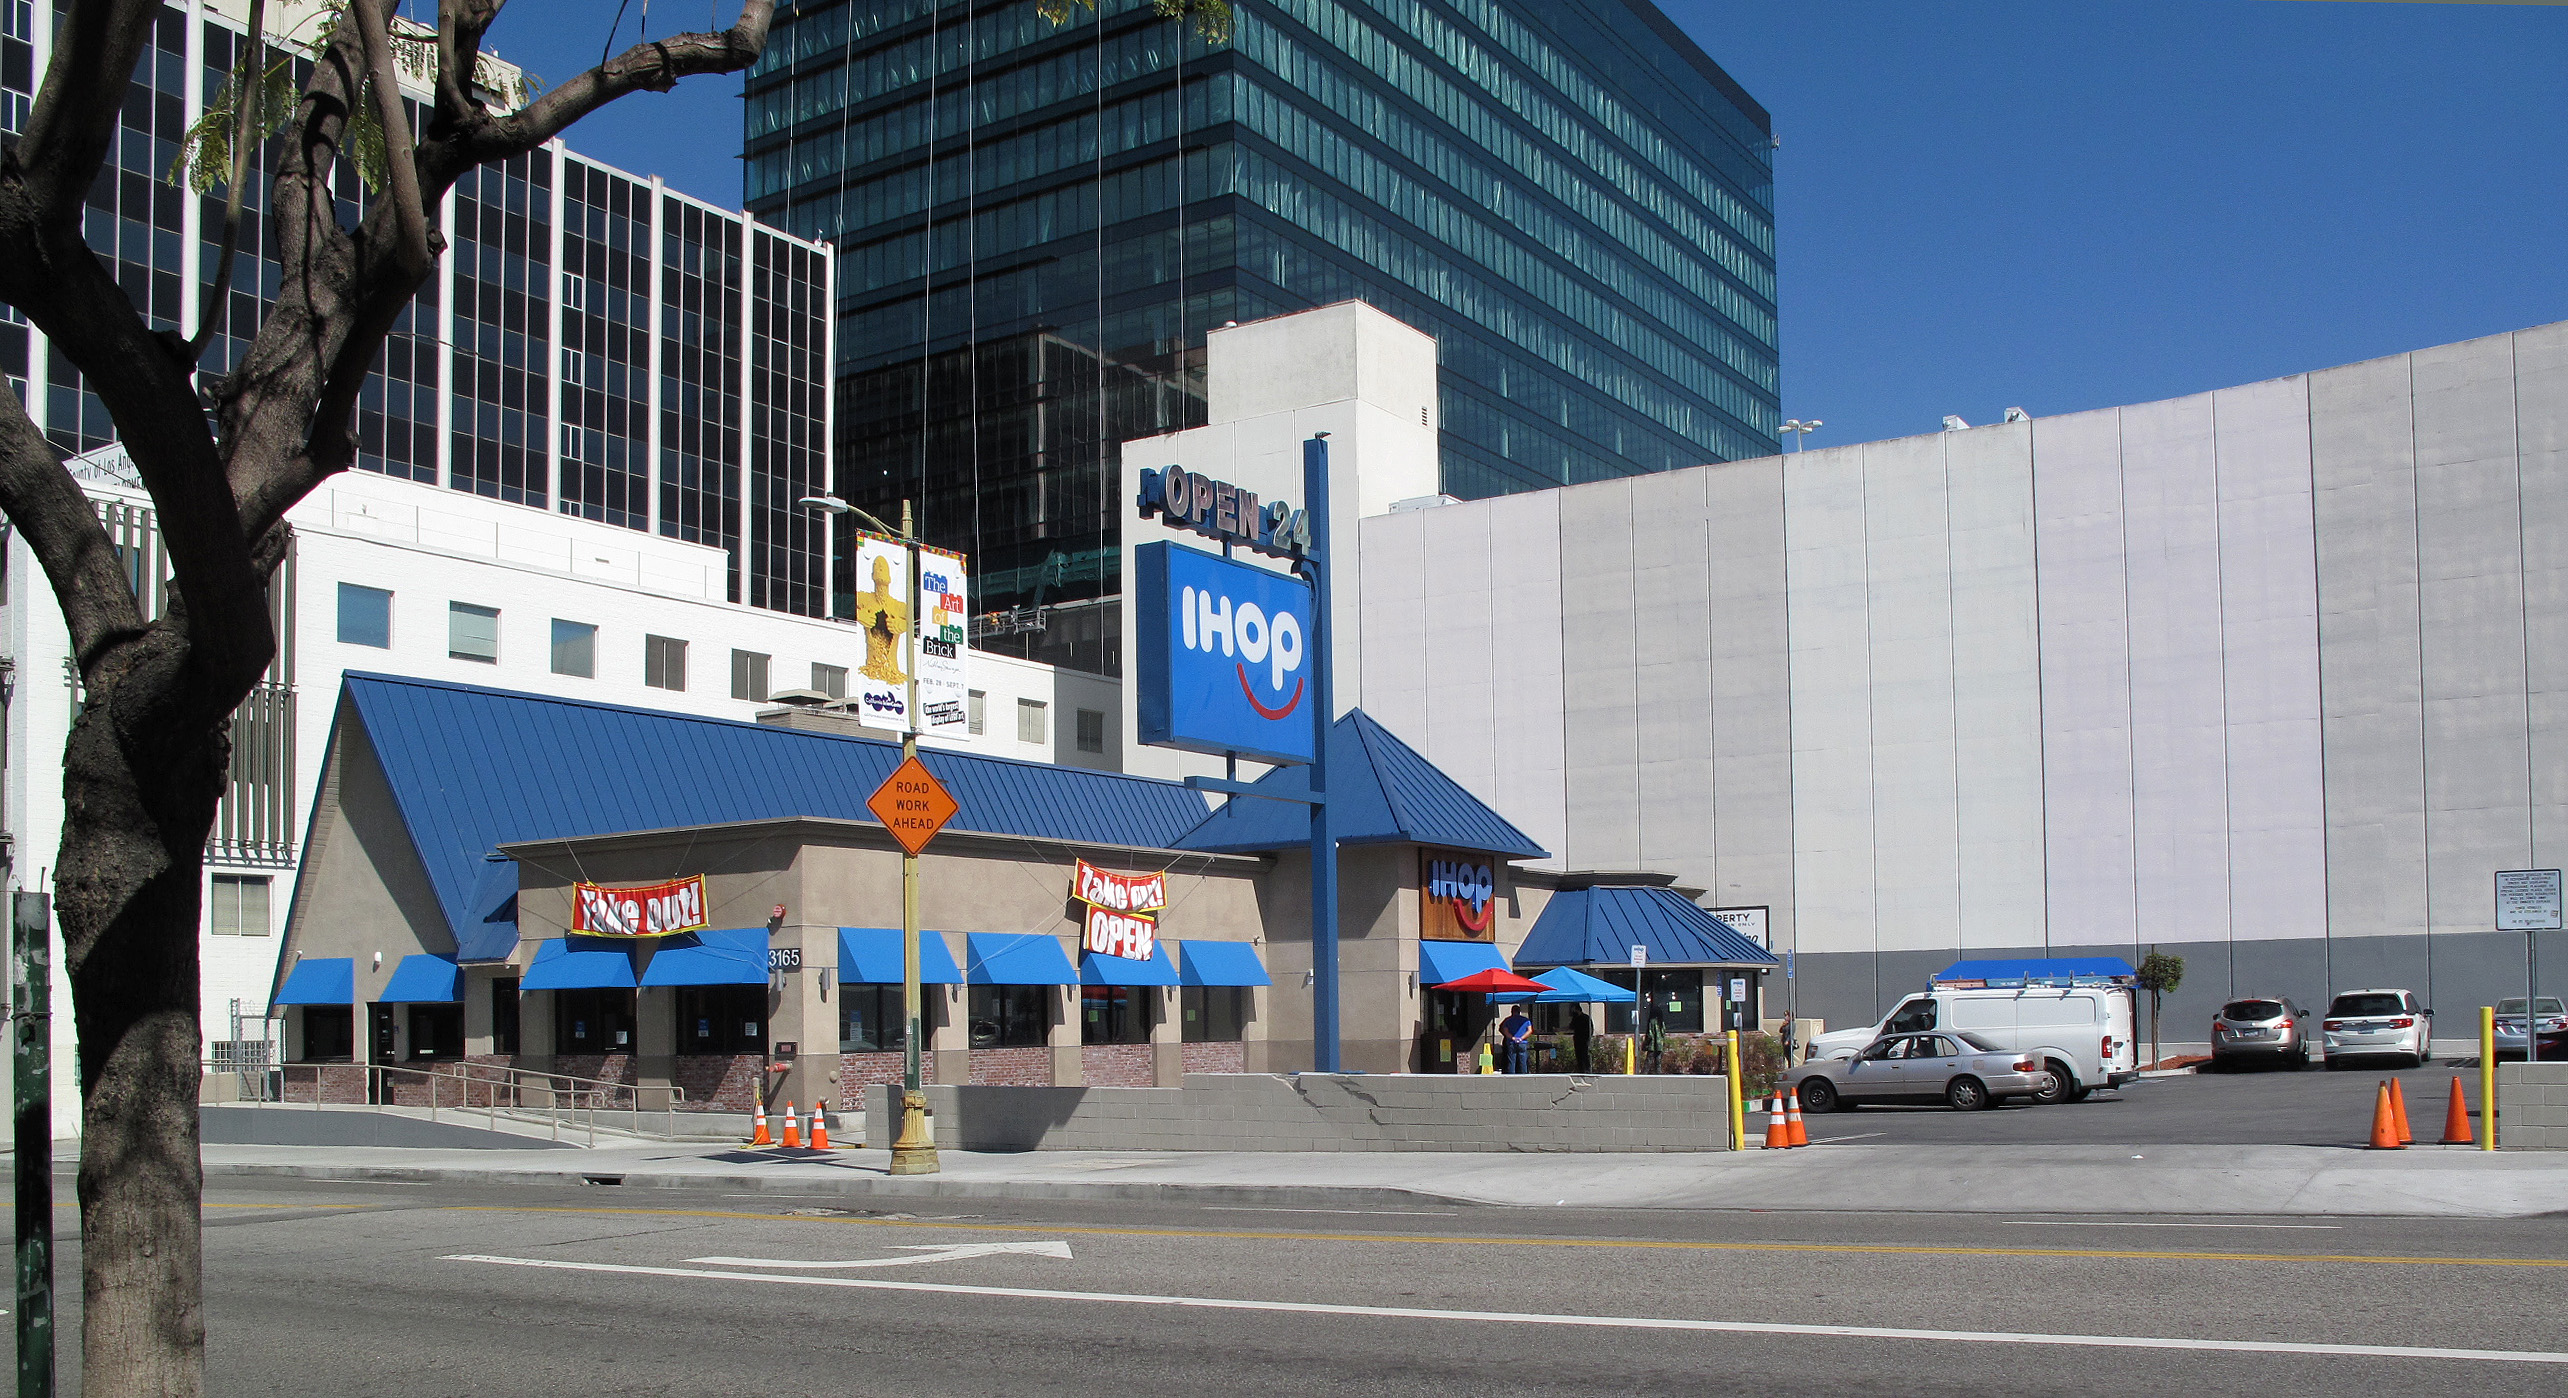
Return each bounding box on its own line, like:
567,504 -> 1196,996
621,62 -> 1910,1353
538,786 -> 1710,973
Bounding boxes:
868,1073 -> 1734,1153
2496,1063 -> 2568,1149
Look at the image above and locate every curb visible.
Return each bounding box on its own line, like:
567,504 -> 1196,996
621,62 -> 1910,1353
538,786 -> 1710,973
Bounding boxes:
199,1160 -> 1481,1211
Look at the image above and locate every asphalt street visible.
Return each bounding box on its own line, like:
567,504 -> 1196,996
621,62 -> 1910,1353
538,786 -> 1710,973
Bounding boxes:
14,1174 -> 2566,1397
1793,1059 -> 2476,1147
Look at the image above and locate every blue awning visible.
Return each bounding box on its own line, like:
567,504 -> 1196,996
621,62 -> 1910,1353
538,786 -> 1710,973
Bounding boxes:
1417,941 -> 1509,985
1177,940 -> 1271,988
274,957 -> 354,1006
640,928 -> 769,987
377,954 -> 461,1004
1082,941 -> 1178,987
966,932 -> 1080,985
838,927 -> 963,984
522,937 -> 639,990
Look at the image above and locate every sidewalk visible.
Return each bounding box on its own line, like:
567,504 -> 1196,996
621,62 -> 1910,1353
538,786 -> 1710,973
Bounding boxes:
188,1138 -> 2568,1218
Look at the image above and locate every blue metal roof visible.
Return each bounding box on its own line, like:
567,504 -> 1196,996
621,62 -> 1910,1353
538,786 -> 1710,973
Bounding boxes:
966,932 -> 1080,986
1513,886 -> 1780,969
838,928 -> 964,985
274,957 -> 354,1006
1081,942 -> 1178,987
455,855 -> 520,963
1417,941 -> 1510,984
1176,940 -> 1271,988
335,673 -> 1214,951
1932,957 -> 2135,986
1172,710 -> 1548,858
639,928 -> 770,988
379,954 -> 461,1004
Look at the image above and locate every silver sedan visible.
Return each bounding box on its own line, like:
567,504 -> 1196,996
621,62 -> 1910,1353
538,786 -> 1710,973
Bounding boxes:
1786,1031 -> 2050,1112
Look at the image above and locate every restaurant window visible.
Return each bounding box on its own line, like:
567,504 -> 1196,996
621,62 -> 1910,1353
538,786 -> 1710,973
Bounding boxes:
337,583 -> 391,648
297,1005 -> 353,1062
731,649 -> 770,702
1075,708 -> 1106,755
812,662 -> 848,699
677,984 -> 766,1055
1080,985 -> 1148,1045
408,1004 -> 464,1059
551,619 -> 596,677
448,601 -> 499,663
210,874 -> 270,936
841,984 -> 942,1052
1597,969 -> 1704,1035
644,634 -> 687,691
554,987 -> 637,1055
968,985 -> 1049,1048
491,976 -> 521,1055
1181,986 -> 1248,1043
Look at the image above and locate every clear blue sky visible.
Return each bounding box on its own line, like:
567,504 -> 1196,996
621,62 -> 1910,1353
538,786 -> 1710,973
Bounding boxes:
483,0 -> 2568,451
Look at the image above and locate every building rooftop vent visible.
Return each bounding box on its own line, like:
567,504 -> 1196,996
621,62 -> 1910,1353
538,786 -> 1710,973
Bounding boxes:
766,688 -> 832,707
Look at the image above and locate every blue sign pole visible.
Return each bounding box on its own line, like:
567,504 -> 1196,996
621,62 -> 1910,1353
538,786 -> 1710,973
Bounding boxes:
1303,434 -> 1340,1073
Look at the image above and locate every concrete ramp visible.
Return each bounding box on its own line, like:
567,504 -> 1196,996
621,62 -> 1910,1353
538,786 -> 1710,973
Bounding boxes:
201,1105 -> 579,1151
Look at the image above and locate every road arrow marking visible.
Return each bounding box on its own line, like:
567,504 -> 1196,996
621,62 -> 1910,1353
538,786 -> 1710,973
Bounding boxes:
686,1240 -> 1073,1269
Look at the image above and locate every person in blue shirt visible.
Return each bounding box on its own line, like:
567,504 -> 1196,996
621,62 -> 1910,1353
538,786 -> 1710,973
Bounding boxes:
1499,1006 -> 1533,1074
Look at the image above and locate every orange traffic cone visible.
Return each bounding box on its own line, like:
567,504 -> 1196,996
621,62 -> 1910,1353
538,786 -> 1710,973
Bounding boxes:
781,1100 -> 803,1150
2440,1077 -> 2474,1146
2388,1077 -> 2414,1144
1763,1092 -> 1792,1148
1785,1086 -> 1809,1147
750,1097 -> 771,1147
810,1102 -> 831,1151
2366,1081 -> 2404,1149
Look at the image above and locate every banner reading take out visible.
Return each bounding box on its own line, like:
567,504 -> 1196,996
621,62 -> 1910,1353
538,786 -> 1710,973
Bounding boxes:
1071,859 -> 1165,961
572,875 -> 711,938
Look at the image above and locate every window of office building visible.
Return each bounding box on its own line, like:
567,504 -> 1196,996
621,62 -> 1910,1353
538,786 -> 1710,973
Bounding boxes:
1075,709 -> 1106,754
1016,698 -> 1045,745
644,635 -> 688,691
408,1004 -> 464,1059
731,649 -> 770,702
491,976 -> 522,1055
967,690 -> 985,735
210,874 -> 270,936
840,984 -> 943,1052
1079,985 -> 1148,1045
812,663 -> 847,699
448,602 -> 499,663
1182,986 -> 1248,1043
297,1005 -> 353,1063
337,583 -> 391,648
676,985 -> 767,1055
968,985 -> 1049,1049
554,988 -> 637,1055
551,620 -> 597,677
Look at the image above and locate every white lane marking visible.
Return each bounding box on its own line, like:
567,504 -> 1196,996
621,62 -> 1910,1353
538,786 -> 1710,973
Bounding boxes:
1203,1207 -> 1459,1217
2002,1221 -> 2343,1231
1808,1132 -> 1887,1145
688,1241 -> 1072,1269
439,1254 -> 2568,1365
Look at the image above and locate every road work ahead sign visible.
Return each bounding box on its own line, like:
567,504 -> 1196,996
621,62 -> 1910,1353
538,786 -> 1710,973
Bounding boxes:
2496,869 -> 2563,931
868,757 -> 958,856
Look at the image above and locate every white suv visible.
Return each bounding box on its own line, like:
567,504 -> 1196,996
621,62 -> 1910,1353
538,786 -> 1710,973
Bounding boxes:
2322,989 -> 2431,1068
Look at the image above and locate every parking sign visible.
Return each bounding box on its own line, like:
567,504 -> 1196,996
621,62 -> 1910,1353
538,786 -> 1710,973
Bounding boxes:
2496,870 -> 2564,931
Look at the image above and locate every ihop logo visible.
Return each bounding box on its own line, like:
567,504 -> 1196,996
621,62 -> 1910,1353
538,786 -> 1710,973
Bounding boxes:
1180,584 -> 1305,719
1427,858 -> 1495,929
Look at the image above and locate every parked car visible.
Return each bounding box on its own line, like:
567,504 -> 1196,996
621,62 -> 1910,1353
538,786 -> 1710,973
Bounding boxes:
2322,989 -> 2431,1068
1787,1031 -> 2050,1112
2494,997 -> 2568,1061
1805,985 -> 2138,1104
2209,997 -> 2313,1070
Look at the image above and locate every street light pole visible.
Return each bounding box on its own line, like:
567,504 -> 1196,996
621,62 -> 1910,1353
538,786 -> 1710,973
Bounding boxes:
1781,418 -> 1823,453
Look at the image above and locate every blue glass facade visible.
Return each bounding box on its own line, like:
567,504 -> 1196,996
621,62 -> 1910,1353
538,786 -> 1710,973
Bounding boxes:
746,0 -> 1777,658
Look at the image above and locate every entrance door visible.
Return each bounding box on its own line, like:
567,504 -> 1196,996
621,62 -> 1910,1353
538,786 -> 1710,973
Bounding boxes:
367,1004 -> 399,1103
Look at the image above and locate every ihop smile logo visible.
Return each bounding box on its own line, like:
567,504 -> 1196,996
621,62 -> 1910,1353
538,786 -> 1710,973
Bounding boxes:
1179,583 -> 1305,719
1136,541 -> 1319,766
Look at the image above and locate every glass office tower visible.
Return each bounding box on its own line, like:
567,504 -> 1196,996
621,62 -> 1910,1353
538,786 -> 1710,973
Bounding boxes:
746,0 -> 1777,671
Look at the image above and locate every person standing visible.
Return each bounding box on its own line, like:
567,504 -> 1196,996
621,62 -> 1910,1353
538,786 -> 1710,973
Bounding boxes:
1570,1006 -> 1595,1074
1644,1016 -> 1667,1075
1499,1005 -> 1533,1074
1778,1013 -> 1798,1067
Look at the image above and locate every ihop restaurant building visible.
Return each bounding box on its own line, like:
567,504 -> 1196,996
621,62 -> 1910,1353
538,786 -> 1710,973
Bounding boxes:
267,674 -> 1775,1110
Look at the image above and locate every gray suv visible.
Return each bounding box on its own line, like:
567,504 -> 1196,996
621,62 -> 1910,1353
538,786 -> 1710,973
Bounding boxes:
2209,997 -> 2311,1070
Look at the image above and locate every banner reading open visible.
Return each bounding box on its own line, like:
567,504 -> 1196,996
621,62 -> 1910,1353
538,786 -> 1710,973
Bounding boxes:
571,875 -> 711,938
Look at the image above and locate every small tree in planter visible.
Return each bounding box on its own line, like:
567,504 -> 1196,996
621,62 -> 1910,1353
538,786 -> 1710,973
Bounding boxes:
2137,949 -> 2186,1069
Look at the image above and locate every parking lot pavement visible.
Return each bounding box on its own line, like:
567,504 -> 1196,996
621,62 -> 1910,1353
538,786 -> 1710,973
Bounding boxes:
1796,1059 -> 2480,1148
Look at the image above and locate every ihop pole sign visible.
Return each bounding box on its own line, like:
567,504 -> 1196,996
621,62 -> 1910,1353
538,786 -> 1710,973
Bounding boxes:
1134,540 -> 1317,766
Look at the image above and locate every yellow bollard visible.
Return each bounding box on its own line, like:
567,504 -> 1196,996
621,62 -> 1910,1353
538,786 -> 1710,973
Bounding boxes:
2481,1005 -> 2498,1151
1477,1041 -> 1495,1074
1624,1034 -> 1635,1075
1724,1029 -> 1745,1150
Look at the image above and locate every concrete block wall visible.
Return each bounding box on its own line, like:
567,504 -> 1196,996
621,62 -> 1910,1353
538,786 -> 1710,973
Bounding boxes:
868,1073 -> 1734,1153
2498,1063 -> 2568,1149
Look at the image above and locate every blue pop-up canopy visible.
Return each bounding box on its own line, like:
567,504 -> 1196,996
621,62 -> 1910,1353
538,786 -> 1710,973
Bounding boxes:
1488,965 -> 1639,1004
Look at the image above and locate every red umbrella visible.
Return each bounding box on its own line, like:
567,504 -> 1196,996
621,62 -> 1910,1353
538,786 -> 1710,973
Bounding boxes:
1433,967 -> 1550,994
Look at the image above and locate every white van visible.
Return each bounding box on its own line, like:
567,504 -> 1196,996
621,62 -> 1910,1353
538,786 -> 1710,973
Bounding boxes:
1809,986 -> 2140,1101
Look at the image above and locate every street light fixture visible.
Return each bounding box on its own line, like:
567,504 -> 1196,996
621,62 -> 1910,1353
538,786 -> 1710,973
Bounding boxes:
1780,419 -> 1823,452
798,491 -> 939,1176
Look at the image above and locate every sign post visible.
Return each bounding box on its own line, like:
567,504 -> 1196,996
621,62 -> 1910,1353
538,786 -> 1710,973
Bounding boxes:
2496,869 -> 2562,1123
1302,436 -> 1341,1072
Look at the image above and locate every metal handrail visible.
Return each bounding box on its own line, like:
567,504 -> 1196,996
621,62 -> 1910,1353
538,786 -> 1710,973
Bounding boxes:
220,1060 -> 692,1146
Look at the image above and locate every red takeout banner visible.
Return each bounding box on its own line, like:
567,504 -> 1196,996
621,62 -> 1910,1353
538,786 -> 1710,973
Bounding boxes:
1071,859 -> 1166,913
572,875 -> 710,938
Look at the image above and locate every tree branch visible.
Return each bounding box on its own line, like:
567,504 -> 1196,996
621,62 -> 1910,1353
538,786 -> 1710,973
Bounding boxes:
0,387 -> 145,668
353,0 -> 433,279
449,2 -> 775,169
186,0 -> 270,361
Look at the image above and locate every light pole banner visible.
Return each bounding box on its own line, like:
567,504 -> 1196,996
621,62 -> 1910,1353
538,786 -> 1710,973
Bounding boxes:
850,533 -> 970,734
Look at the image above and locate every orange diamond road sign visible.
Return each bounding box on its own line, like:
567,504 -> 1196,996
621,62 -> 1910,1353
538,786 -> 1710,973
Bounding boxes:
867,756 -> 958,856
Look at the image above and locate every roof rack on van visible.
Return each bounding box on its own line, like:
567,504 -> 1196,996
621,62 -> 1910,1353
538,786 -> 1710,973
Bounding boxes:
1930,956 -> 2137,989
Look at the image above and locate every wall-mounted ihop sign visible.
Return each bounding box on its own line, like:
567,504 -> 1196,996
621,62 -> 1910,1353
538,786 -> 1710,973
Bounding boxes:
571,875 -> 711,938
1134,540 -> 1317,766
1419,851 -> 1497,943
1138,466 -> 1311,561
